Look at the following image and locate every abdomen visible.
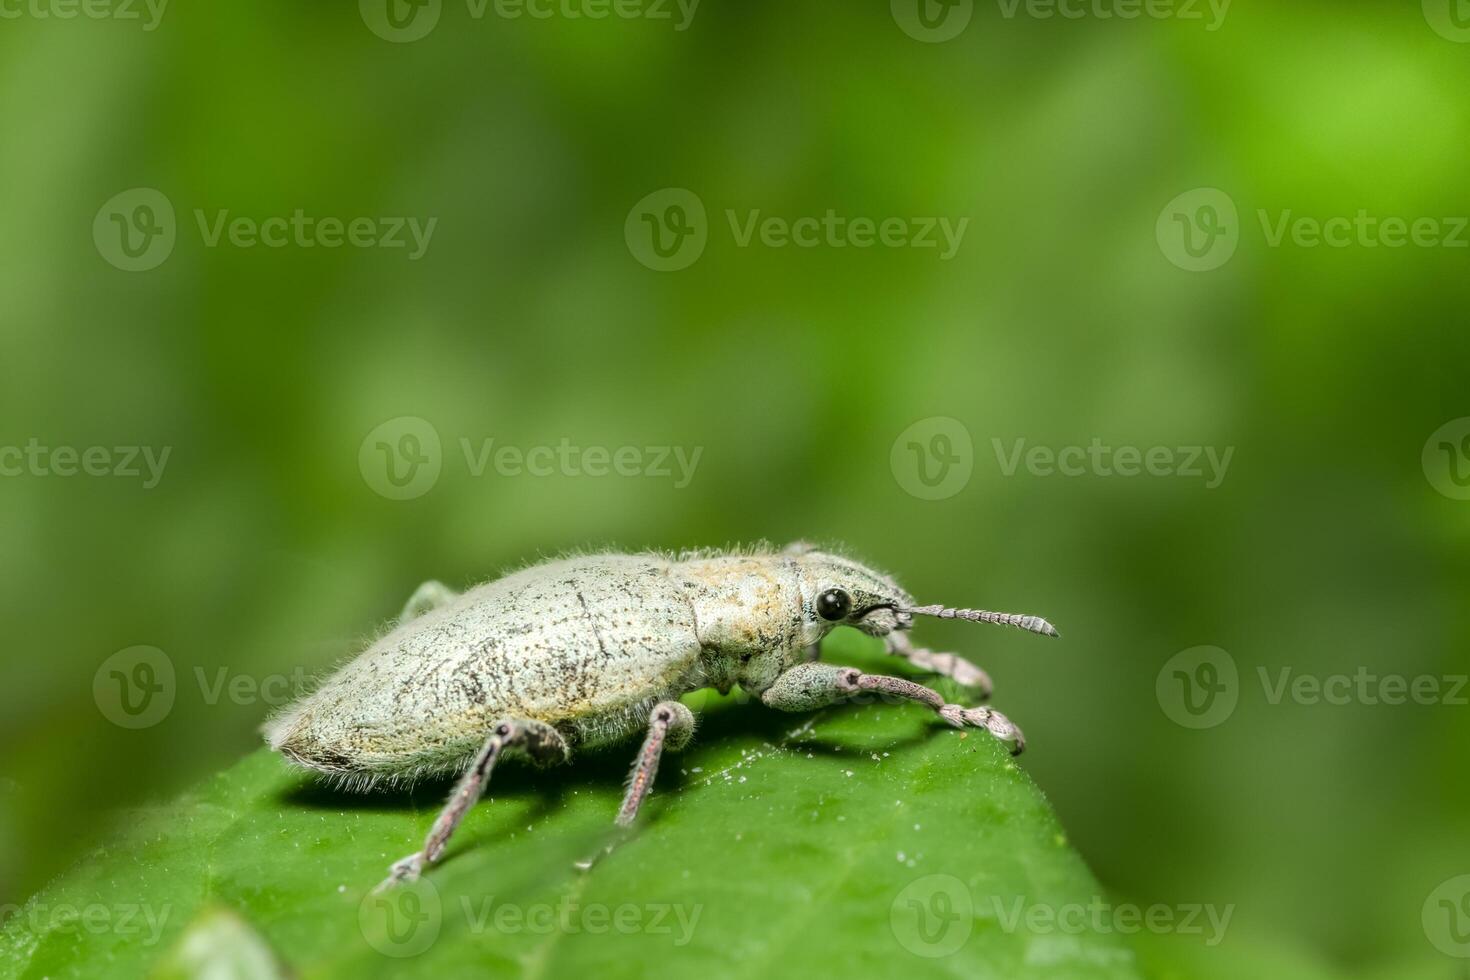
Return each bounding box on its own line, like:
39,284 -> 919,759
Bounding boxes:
268,554 -> 702,782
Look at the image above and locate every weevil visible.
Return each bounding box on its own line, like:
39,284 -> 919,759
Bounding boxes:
265,544 -> 1058,891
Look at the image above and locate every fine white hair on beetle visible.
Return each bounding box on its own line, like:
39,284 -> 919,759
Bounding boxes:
900,605 -> 1060,638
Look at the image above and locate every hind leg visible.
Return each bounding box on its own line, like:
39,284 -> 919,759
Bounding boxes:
377,718 -> 568,891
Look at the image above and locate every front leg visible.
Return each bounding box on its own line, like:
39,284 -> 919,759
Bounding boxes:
760,661 -> 1025,755
885,630 -> 993,699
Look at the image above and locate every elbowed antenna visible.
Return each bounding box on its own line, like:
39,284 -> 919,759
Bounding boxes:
901,605 -> 1060,638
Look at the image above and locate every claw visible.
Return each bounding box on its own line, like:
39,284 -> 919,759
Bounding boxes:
941,704 -> 1027,755
374,853 -> 423,894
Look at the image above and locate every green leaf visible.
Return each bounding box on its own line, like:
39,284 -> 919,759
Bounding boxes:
1,637 -> 1142,979
151,905 -> 292,980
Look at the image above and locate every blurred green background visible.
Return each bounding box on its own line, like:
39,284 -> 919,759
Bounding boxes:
1,0 -> 1467,976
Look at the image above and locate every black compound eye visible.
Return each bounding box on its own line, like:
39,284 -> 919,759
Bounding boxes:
816,588 -> 852,622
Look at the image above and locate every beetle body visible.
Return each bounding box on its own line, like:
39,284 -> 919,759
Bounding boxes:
269,550 -> 903,784
265,545 -> 1055,888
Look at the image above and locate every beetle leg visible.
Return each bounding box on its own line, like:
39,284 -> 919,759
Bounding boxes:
399,579 -> 458,622
759,661 -> 1025,755
377,717 -> 568,891
615,701 -> 695,827
885,630 -> 993,699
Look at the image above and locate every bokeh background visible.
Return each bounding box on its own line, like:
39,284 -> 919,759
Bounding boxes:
1,1 -> 1467,976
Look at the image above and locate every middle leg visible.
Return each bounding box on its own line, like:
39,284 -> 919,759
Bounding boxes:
616,701 -> 695,827
885,630 -> 994,699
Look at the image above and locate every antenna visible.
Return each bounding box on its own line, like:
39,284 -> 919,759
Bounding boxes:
900,605 -> 1059,638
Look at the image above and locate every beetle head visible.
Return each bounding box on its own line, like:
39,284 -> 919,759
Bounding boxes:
789,544 -> 1060,641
